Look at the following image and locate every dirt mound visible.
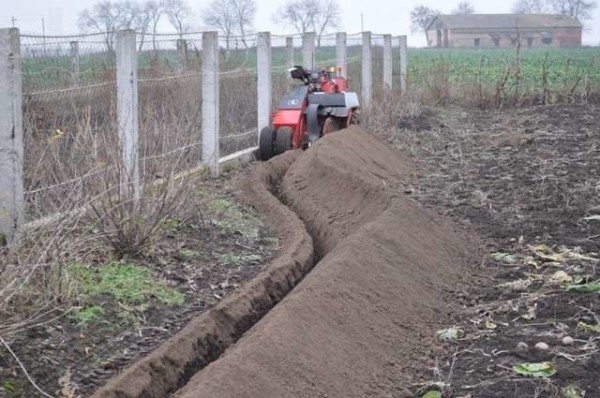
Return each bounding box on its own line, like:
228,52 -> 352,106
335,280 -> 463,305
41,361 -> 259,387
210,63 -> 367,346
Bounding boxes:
173,127 -> 479,397
91,151 -> 314,398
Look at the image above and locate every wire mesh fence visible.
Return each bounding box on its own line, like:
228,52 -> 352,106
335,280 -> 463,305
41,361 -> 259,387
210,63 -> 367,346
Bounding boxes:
21,32 -> 118,219
16,29 -> 397,221
346,33 -> 364,94
372,34 -> 386,94
137,32 -> 202,189
12,25 -> 600,232
218,34 -> 259,156
391,36 -> 404,91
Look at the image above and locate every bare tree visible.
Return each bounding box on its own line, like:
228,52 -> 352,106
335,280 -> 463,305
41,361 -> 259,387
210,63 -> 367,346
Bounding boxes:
116,0 -> 139,29
452,1 -> 475,14
145,1 -> 165,51
512,0 -> 549,13
547,0 -> 597,22
114,0 -> 154,51
78,1 -> 123,51
203,0 -> 256,50
312,0 -> 339,46
163,0 -> 193,38
273,0 -> 340,46
232,0 -> 256,49
410,5 -> 441,39
273,0 -> 318,35
203,0 -> 235,50
135,3 -> 157,52
79,0 -> 162,51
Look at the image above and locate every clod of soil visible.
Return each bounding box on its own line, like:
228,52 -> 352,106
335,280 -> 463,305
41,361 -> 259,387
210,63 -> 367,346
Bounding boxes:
173,127 -> 479,397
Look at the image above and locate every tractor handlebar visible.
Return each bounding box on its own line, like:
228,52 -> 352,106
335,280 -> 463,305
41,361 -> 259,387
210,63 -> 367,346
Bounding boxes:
288,65 -> 338,92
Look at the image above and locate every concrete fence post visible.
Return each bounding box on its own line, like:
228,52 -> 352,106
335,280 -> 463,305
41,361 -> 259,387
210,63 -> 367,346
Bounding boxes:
361,31 -> 372,107
336,32 -> 346,78
398,35 -> 408,94
176,38 -> 188,74
257,32 -> 272,140
0,28 -> 24,246
116,29 -> 140,200
202,31 -> 220,178
383,34 -> 392,91
286,36 -> 294,69
69,40 -> 80,88
302,32 -> 315,69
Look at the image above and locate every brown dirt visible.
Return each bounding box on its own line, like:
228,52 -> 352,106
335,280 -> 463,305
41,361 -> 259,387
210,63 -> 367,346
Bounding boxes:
89,151 -> 315,398
0,178 -> 280,398
388,105 -> 600,398
172,127 -> 480,397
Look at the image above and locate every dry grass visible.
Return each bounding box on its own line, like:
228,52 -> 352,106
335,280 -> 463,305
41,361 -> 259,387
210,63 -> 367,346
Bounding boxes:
2,92 -> 209,339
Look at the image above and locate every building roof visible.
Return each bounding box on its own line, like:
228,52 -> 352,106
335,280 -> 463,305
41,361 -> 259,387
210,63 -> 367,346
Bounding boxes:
428,14 -> 582,31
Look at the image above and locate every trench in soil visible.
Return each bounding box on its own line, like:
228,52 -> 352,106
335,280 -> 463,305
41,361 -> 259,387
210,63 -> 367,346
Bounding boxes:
91,150 -> 321,398
94,128 -> 475,398
169,127 -> 476,397
164,160 -> 323,396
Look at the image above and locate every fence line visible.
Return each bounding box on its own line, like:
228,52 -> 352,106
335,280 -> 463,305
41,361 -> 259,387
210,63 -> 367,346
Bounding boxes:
116,30 -> 140,201
1,28 -> 409,246
362,31 -> 372,107
0,28 -> 24,245
303,32 -> 316,69
201,31 -> 220,178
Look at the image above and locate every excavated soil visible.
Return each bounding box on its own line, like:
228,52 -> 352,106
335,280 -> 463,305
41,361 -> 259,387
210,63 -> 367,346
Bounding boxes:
172,127 -> 480,397
90,152 -> 315,398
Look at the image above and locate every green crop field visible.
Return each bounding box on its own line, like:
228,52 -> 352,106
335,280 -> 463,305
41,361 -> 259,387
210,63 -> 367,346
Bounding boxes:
21,41 -> 600,106
406,47 -> 600,97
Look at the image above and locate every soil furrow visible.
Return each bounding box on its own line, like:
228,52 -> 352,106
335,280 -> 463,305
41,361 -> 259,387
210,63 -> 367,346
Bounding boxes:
90,151 -> 315,398
171,127 -> 480,397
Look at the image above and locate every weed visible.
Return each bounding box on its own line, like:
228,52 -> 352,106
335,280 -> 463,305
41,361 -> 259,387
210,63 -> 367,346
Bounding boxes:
261,237 -> 280,246
72,305 -> 105,324
68,262 -> 184,323
218,253 -> 262,268
208,198 -> 261,238
159,216 -> 183,231
2,380 -> 15,394
179,249 -> 199,260
0,379 -> 22,397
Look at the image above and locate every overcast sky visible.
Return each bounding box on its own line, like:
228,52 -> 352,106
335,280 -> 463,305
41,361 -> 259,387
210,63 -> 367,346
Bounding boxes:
3,0 -> 600,46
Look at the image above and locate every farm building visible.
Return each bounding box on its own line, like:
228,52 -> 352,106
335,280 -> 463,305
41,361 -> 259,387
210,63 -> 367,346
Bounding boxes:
426,14 -> 582,48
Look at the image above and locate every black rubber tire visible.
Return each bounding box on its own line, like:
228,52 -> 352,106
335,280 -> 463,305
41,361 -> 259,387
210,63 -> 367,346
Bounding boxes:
274,127 -> 293,155
258,127 -> 275,161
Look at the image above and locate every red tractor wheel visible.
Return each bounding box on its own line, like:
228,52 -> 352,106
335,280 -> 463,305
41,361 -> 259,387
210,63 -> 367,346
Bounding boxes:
259,126 -> 276,161
322,117 -> 341,136
274,126 -> 293,155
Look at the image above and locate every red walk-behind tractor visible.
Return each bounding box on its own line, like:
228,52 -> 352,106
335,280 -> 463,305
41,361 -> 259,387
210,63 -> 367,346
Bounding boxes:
258,65 -> 360,160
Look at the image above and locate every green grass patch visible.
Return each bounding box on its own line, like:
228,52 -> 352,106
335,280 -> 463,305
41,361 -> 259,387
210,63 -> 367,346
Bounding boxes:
69,262 -> 184,325
208,198 -> 261,238
0,379 -> 23,397
72,305 -> 105,324
179,248 -> 200,260
159,216 -> 183,231
261,236 -> 280,246
218,253 -> 262,267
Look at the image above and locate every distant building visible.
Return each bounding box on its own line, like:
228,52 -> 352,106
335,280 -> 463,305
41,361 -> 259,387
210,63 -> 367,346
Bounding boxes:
426,14 -> 582,48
